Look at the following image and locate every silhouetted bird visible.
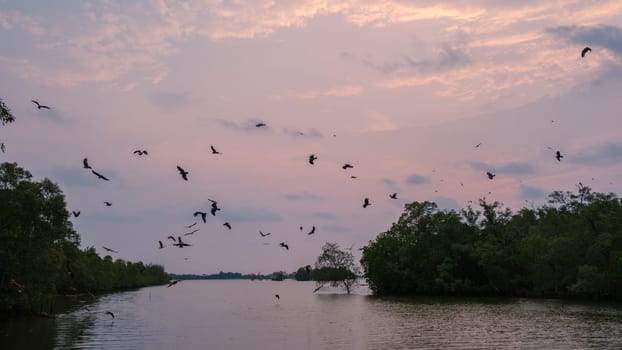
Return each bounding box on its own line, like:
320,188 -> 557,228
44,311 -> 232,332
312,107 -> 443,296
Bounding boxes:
158,240 -> 164,249
184,229 -> 199,236
256,122 -> 267,128
31,100 -> 50,109
279,242 -> 289,250
475,143 -> 482,148
581,47 -> 592,58
305,265 -> 311,273
177,166 -> 189,181
223,222 -> 232,230
259,231 -> 271,237
308,226 -> 316,235
486,172 -> 495,180
72,211 -> 81,217
91,170 -> 109,181
313,285 -> 322,293
193,211 -> 207,223
274,294 -> 280,300
133,150 -> 148,156
167,280 -> 179,288
0,142 -> 5,153
83,158 -> 91,169
299,226 -> 303,231
363,197 -> 371,208
556,151 -> 564,162
173,236 -> 192,248
104,201 -> 112,206
309,154 -> 317,165
167,236 -> 176,242
185,222 -> 197,228
102,246 -> 118,253
209,200 -> 221,216
351,176 -> 358,179
389,193 -> 397,199
105,311 -> 115,319
210,146 -> 220,154
342,163 -> 353,170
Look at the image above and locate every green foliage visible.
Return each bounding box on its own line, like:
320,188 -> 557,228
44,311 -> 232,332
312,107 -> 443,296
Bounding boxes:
294,267 -> 312,281
362,187 -> 622,298
0,162 -> 169,313
314,242 -> 358,294
0,99 -> 15,126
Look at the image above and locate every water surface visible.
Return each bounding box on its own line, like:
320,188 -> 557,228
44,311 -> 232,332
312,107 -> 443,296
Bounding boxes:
2,280 -> 622,349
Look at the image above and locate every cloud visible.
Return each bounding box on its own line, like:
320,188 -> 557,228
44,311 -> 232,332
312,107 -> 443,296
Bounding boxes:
432,196 -> 461,212
285,85 -> 363,99
519,184 -> 548,199
282,128 -> 323,138
148,90 -> 192,111
405,174 -> 429,185
546,25 -> 622,57
311,211 -> 337,220
222,207 -> 282,222
569,142 -> 622,166
283,191 -> 322,201
30,107 -> 68,124
383,178 -> 400,191
469,161 -> 535,175
320,225 -> 351,233
216,118 -> 270,131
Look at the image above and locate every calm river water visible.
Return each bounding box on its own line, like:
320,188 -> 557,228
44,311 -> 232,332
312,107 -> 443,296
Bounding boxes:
2,280 -> 622,349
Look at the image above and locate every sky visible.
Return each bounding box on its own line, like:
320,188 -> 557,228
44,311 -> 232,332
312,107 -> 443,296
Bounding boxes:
1,0 -> 621,275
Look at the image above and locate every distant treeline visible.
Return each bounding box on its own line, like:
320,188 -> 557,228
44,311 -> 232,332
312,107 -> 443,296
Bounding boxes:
0,162 -> 170,314
171,271 -> 297,281
361,185 -> 622,298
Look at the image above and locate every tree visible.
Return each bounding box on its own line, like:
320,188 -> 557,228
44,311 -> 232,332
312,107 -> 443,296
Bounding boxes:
0,99 -> 15,153
314,242 -> 358,294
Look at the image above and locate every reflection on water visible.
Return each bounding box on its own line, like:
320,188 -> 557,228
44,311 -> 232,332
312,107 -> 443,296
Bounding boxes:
2,280 -> 622,349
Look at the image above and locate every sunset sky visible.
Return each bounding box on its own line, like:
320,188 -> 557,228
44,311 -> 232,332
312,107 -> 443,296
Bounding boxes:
1,0 -> 621,274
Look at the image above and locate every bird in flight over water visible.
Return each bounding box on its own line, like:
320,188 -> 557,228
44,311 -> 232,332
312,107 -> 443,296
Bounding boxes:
83,158 -> 91,169
210,145 -> 220,155
279,242 -> 289,250
158,240 -> 164,249
363,198 -> 371,208
581,47 -> 591,58
31,100 -> 50,109
185,222 -> 197,228
256,122 -> 267,128
223,222 -> 232,230
133,150 -> 148,156
389,193 -> 397,199
556,151 -> 564,162
342,163 -> 353,170
105,311 -> 115,319
104,201 -> 112,206
486,172 -> 496,180
72,211 -> 80,217
307,226 -> 316,235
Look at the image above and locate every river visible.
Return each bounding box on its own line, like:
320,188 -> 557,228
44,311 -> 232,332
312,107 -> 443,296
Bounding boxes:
2,280 -> 622,349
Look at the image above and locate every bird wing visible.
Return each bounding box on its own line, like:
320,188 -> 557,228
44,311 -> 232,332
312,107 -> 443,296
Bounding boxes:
83,158 -> 90,168
32,100 -> 40,106
211,146 -> 217,153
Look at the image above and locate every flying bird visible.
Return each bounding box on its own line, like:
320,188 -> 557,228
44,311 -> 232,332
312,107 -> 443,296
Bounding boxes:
173,236 -> 192,247
308,154 -> 318,165
209,200 -> 221,216
259,231 -> 271,237
279,242 -> 289,250
223,222 -> 232,230
185,222 -> 197,228
177,166 -> 189,181
104,311 -> 115,319
556,151 -> 564,162
210,146 -> 220,155
158,240 -> 164,249
342,163 -> 353,170
193,211 -> 207,223
299,226 -> 303,231
184,229 -> 199,236
581,47 -> 591,58
363,198 -> 371,208
486,172 -> 495,180
307,226 -> 316,235
389,193 -> 397,199
72,211 -> 81,217
91,170 -> 109,181
0,142 -> 5,153
167,280 -> 180,288
350,176 -> 358,179
133,150 -> 148,156
255,122 -> 267,128
31,100 -> 50,109
475,143 -> 482,148
102,246 -> 118,253
83,158 -> 91,169
313,285 -> 322,293
104,201 -> 112,206
167,235 -> 176,242
274,294 -> 280,300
